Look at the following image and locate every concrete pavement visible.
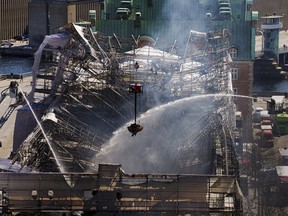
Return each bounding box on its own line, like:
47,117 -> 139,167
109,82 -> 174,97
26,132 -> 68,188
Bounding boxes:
0,76 -> 32,159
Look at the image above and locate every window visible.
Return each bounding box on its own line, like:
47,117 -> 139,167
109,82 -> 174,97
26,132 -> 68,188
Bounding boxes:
229,47 -> 238,59
233,88 -> 238,99
231,68 -> 238,80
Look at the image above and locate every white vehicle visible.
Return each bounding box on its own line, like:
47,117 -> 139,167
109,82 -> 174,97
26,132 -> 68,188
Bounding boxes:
219,10 -> 232,16
219,2 -> 231,8
260,110 -> 271,122
261,124 -> 272,131
253,107 -> 264,123
219,7 -> 232,13
116,8 -> 130,20
120,0 -> 133,9
271,95 -> 285,113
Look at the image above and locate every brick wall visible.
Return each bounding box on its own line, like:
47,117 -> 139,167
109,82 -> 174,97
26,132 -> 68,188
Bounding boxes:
231,61 -> 254,142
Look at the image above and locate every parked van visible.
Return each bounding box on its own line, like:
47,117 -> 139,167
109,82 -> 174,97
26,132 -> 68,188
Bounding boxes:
260,110 -> 271,122
219,7 -> 232,13
219,2 -> 231,8
116,8 -> 130,20
219,10 -> 232,16
120,0 -> 133,10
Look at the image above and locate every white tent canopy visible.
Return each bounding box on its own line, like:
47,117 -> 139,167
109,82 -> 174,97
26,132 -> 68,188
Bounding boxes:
125,46 -> 179,61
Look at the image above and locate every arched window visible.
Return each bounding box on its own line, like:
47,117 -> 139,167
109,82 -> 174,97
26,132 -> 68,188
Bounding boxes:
229,47 -> 238,59
231,68 -> 239,80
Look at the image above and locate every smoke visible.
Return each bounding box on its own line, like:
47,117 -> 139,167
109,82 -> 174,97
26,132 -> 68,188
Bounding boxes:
160,1 -> 195,21
151,0 -> 207,46
93,95 -> 219,174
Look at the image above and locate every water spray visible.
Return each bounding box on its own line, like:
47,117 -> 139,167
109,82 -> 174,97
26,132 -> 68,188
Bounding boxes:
96,92 -> 258,173
18,87 -> 65,173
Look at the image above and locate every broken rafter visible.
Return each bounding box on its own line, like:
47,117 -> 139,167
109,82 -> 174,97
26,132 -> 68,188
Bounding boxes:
113,33 -> 122,49
108,36 -> 113,50
170,40 -> 177,54
131,34 -> 138,47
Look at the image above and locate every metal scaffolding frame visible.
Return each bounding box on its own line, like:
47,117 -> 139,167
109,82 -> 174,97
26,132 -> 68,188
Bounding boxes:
0,164 -> 242,215
5,24 -> 243,214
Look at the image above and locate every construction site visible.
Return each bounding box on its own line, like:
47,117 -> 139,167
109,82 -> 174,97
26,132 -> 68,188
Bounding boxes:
0,23 -> 244,215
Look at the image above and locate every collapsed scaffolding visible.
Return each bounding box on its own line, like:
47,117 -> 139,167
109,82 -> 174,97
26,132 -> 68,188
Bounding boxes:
13,23 -> 237,172
8,23 -> 242,213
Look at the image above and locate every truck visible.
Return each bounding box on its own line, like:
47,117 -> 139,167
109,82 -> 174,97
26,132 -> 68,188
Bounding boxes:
272,95 -> 285,112
267,95 -> 286,114
275,113 -> 288,135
